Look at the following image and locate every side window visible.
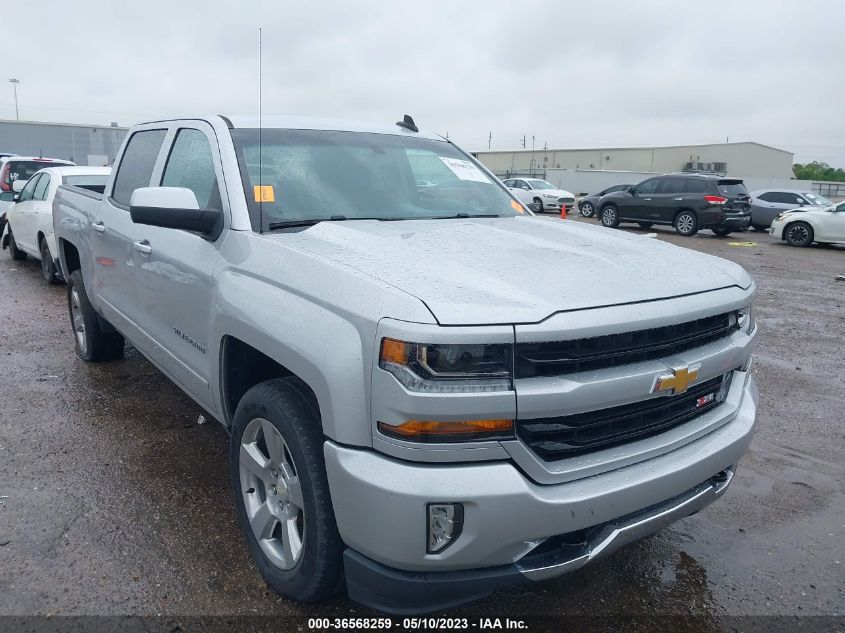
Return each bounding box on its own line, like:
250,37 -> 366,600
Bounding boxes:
658,178 -> 685,194
685,178 -> 709,194
161,128 -> 222,210
758,192 -> 777,202
636,179 -> 660,195
34,174 -> 51,200
18,174 -> 40,202
502,179 -> 514,187
112,129 -> 168,206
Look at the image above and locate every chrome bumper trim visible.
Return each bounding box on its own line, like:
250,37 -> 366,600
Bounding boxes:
516,467 -> 735,581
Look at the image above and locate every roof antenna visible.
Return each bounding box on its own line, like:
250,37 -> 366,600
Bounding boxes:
258,27 -> 264,234
396,114 -> 418,133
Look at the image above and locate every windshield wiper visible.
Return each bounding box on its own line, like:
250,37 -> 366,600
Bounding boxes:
429,213 -> 504,219
266,215 -> 397,231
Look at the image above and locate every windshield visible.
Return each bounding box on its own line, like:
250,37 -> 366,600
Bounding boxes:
230,129 -> 521,230
2,160 -> 72,186
526,179 -> 555,190
804,192 -> 833,206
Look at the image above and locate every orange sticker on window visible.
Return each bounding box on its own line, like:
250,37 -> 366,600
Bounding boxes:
254,185 -> 275,203
511,199 -> 524,214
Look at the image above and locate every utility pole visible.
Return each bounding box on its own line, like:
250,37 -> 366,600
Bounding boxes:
521,135 -> 526,148
530,135 -> 536,174
9,78 -> 20,120
488,131 -> 492,150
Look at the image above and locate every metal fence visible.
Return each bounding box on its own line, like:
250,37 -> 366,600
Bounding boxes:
811,181 -> 845,199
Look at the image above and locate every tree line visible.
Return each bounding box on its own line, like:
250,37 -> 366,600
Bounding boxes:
792,161 -> 845,182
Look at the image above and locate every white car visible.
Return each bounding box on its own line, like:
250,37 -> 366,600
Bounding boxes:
501,177 -> 576,214
3,166 -> 110,282
770,200 -> 845,247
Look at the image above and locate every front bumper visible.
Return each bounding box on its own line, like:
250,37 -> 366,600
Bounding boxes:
343,467 -> 736,614
326,376 -> 758,610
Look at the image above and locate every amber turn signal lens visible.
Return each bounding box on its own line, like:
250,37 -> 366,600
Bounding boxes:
380,338 -> 409,365
377,418 -> 514,443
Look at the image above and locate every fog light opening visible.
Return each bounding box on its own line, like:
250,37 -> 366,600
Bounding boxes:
427,503 -> 464,554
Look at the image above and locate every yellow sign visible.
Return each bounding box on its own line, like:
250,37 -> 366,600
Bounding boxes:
254,185 -> 275,203
728,241 -> 757,247
653,364 -> 700,395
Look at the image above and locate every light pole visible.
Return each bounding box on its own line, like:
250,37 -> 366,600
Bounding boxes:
9,78 -> 20,120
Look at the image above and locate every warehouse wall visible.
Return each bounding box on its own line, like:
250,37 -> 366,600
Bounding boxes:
476,142 -> 795,180
0,120 -> 128,165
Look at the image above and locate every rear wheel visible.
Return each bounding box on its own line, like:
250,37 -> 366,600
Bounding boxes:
580,201 -> 595,217
40,240 -> 60,284
674,211 -> 698,236
600,204 -> 620,228
533,197 -> 544,213
66,270 -> 125,361
712,227 -> 732,237
785,221 -> 813,247
637,222 -> 654,229
7,229 -> 26,261
231,378 -> 343,603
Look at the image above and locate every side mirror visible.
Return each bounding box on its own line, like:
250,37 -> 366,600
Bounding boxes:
11,180 -> 25,193
129,187 -> 222,237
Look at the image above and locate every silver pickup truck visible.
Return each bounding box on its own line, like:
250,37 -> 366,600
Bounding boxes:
53,114 -> 758,613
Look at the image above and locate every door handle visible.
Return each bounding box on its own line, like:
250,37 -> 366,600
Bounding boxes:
133,240 -> 152,255
673,197 -> 683,201
91,221 -> 106,234
643,198 -> 652,201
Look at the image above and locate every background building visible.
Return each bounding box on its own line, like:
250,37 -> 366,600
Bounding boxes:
0,119 -> 128,165
473,141 -> 795,180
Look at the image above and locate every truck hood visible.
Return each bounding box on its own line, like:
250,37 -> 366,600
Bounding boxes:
267,217 -> 752,325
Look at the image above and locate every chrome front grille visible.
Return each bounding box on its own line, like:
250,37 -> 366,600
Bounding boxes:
515,312 -> 738,378
516,373 -> 732,461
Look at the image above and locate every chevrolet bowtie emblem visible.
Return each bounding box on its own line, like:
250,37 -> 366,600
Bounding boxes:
653,364 -> 700,395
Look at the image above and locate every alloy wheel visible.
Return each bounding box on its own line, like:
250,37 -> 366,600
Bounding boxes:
239,417 -> 306,570
70,286 -> 87,355
787,224 -> 809,245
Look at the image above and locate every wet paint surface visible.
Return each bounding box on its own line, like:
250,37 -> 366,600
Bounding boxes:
0,220 -> 842,623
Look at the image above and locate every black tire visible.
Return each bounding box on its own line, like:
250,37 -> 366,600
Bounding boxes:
533,197 -> 544,214
784,221 -> 813,247
66,270 -> 125,361
230,378 -> 343,603
712,227 -> 732,237
674,211 -> 699,236
7,229 -> 26,261
637,222 -> 654,229
600,204 -> 620,228
40,239 -> 61,285
580,201 -> 595,217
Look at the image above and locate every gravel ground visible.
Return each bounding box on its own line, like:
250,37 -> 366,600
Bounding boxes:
0,219 -> 842,631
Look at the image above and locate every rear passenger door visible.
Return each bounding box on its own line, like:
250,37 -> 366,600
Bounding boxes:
129,123 -> 227,410
92,127 -> 168,338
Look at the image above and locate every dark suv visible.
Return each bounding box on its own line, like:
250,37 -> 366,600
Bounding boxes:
597,174 -> 751,236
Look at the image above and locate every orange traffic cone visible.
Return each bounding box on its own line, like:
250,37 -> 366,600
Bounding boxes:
560,203 -> 567,220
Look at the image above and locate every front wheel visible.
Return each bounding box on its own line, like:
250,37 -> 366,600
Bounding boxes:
712,227 -> 732,237
533,197 -> 544,214
785,221 -> 813,247
600,205 -> 620,228
674,211 -> 698,236
7,229 -> 26,261
66,270 -> 125,361
231,378 -> 343,603
40,240 -> 61,284
580,201 -> 595,217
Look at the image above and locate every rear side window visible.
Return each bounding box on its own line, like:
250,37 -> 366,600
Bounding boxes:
717,181 -> 748,197
685,178 -> 710,194
658,178 -> 685,194
112,129 -> 167,206
33,174 -> 50,200
161,129 -> 222,210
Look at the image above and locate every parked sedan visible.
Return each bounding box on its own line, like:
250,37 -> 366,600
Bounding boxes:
502,178 -> 576,214
770,200 -> 845,247
2,166 -> 110,283
749,189 -> 833,230
578,184 -> 632,217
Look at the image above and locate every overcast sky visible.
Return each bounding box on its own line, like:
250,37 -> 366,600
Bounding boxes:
2,0 -> 843,166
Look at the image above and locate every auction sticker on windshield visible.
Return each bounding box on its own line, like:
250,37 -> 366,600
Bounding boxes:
439,157 -> 491,183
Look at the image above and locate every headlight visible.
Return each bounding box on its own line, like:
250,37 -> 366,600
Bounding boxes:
773,212 -> 789,223
542,193 -> 557,198
379,338 -> 513,392
738,303 -> 755,333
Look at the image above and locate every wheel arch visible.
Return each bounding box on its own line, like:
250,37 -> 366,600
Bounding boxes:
782,219 -> 814,245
